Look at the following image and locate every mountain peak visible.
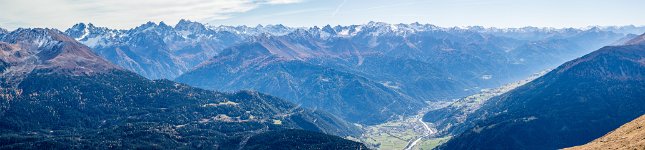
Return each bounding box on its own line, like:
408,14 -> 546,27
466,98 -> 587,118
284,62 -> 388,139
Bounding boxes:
69,23 -> 98,31
133,21 -> 159,30
70,23 -> 86,30
0,28 -> 119,79
624,33 -> 645,45
144,21 -> 157,26
66,23 -> 89,39
175,19 -> 207,32
157,21 -> 173,29
64,22 -> 109,40
177,19 -> 190,24
322,24 -> 335,33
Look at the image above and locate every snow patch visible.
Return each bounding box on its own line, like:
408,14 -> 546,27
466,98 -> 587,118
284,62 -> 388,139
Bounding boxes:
81,37 -> 101,47
319,76 -> 330,82
76,27 -> 90,41
338,29 -> 350,36
202,101 -> 239,107
381,81 -> 401,89
178,31 -> 191,39
481,75 -> 493,80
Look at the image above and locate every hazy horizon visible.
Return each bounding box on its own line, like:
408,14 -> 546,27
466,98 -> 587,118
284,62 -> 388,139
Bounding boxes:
3,20 -> 645,32
1,0 -> 644,30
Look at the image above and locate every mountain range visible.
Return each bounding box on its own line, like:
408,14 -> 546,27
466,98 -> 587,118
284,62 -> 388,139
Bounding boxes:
175,22 -> 635,124
2,20 -> 645,149
63,20 -> 297,79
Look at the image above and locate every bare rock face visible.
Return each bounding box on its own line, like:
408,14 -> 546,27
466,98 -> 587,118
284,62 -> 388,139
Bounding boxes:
0,28 -> 119,82
565,115 -> 645,150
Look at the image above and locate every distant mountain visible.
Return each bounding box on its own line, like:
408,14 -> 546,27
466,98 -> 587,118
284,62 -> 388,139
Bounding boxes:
625,33 -> 645,45
610,33 -> 640,46
438,35 -> 645,149
0,28 -> 363,149
596,25 -> 645,35
564,114 -> 645,150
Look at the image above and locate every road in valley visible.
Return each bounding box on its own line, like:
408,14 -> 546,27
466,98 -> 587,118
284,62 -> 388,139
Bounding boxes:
403,117 -> 436,150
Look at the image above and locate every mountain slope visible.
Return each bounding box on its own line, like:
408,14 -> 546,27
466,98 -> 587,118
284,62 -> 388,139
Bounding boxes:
439,39 -> 645,149
0,28 -> 119,86
565,114 -> 645,150
422,71 -> 548,136
625,33 -> 645,45
0,28 -> 363,149
242,129 -> 367,150
176,43 -> 423,125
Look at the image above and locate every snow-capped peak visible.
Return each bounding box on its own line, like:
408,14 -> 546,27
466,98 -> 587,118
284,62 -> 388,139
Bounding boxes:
0,27 -> 8,35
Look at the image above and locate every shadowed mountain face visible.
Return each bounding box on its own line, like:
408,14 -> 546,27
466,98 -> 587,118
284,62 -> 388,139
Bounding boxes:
242,129 -> 368,150
0,29 -> 363,149
438,37 -> 645,149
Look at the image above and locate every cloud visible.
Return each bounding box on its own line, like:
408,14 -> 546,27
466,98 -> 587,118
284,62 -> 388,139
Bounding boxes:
332,0 -> 347,17
262,0 -> 303,4
0,0 -> 303,30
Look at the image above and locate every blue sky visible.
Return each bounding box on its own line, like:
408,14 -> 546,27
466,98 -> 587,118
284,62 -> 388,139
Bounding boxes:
0,0 -> 643,30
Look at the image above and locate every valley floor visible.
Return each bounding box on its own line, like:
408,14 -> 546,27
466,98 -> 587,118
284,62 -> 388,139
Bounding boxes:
354,101 -> 452,150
